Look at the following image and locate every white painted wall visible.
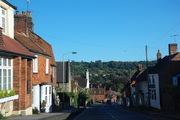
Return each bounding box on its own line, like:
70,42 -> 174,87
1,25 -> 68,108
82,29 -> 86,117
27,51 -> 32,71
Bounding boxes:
0,1 -> 15,38
149,74 -> 161,109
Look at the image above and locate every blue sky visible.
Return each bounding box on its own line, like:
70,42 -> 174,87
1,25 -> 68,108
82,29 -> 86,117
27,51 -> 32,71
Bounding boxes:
7,0 -> 180,62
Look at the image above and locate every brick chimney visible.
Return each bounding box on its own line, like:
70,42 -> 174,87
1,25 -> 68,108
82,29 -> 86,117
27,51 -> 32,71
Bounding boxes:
169,44 -> 178,55
14,11 -> 34,35
138,64 -> 142,72
0,27 -> 4,45
157,49 -> 162,61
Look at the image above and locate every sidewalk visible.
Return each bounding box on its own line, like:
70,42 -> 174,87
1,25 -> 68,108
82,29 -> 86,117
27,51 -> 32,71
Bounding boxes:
9,107 -> 78,120
123,105 -> 180,120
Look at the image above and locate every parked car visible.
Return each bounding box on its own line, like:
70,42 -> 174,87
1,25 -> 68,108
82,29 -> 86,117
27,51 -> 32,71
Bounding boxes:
106,100 -> 111,104
115,100 -> 121,105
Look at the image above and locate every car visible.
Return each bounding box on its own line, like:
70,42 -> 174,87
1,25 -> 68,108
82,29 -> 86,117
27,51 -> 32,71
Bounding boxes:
115,100 -> 121,105
106,100 -> 111,104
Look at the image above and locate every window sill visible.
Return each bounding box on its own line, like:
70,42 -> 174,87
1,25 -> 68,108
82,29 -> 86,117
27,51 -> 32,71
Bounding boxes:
0,95 -> 19,103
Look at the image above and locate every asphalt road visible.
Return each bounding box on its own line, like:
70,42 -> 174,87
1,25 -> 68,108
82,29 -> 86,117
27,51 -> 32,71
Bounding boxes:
72,104 -> 157,120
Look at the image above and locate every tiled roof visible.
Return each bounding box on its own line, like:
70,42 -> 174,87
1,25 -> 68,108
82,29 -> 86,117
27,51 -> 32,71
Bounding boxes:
15,31 -> 57,66
15,31 -> 47,55
0,35 -> 35,58
73,76 -> 87,88
29,31 -> 56,66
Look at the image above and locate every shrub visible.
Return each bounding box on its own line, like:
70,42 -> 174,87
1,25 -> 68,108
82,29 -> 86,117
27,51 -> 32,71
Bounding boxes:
32,107 -> 39,114
0,90 -> 5,98
9,89 -> 15,96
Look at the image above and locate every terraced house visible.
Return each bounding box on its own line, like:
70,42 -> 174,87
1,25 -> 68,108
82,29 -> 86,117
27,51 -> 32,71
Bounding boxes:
0,0 -> 35,116
14,10 -> 57,113
0,0 -> 57,116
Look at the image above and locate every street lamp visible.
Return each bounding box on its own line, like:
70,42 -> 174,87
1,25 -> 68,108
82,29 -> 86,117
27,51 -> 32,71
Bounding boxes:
62,52 -> 77,102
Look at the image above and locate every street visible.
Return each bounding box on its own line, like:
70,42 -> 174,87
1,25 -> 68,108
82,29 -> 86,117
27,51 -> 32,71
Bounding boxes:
72,104 -> 156,120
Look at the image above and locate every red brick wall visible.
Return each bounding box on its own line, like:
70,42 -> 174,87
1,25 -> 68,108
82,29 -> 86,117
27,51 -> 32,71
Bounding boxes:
13,57 -> 33,111
32,55 -> 51,85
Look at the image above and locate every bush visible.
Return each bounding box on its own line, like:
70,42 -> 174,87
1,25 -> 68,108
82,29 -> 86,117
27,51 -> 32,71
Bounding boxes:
0,91 -> 5,98
32,107 -> 39,114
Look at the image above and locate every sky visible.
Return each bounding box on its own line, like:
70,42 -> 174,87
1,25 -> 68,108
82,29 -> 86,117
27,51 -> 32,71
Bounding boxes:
7,0 -> 180,62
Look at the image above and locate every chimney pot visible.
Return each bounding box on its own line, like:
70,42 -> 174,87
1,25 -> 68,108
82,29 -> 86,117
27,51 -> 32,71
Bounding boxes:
22,11 -> 26,15
16,11 -> 19,15
157,49 -> 162,61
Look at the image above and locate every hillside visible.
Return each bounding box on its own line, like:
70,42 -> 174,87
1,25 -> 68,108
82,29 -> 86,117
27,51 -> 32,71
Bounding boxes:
71,60 -> 156,92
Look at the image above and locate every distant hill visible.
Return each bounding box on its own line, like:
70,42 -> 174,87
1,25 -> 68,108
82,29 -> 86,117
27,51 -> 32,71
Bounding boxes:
71,60 -> 156,83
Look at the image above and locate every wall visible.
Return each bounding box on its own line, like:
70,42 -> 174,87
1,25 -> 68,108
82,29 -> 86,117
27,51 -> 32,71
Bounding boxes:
0,1 -> 15,38
13,56 -> 33,115
149,74 -> 160,109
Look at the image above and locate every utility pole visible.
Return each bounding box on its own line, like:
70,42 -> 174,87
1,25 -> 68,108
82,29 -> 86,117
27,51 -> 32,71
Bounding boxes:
146,45 -> 150,107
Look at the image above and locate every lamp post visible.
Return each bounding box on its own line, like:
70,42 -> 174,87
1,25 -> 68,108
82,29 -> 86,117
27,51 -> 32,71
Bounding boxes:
62,52 -> 77,103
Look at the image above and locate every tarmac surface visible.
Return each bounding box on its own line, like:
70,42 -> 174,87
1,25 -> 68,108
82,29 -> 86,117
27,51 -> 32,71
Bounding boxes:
7,105 -> 180,120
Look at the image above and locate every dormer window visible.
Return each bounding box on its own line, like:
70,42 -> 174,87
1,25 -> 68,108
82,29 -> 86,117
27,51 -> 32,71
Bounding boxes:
0,7 -> 6,34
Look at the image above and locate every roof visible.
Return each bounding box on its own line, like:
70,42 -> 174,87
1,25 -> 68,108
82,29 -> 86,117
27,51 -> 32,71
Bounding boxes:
0,35 -> 35,58
29,31 -> 56,66
73,76 -> 87,88
15,30 -> 56,66
56,62 -> 70,83
1,0 -> 17,9
15,31 -> 47,55
148,53 -> 179,74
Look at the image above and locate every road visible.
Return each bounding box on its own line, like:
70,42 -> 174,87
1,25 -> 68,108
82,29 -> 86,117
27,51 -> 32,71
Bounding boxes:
72,104 -> 157,120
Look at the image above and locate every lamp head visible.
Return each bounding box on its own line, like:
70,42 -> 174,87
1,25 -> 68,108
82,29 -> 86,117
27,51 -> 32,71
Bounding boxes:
72,52 -> 77,54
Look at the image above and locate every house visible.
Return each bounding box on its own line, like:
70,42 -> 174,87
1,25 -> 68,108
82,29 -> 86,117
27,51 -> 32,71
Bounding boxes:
89,81 -> 105,103
147,44 -> 180,111
105,88 -> 119,103
14,11 -> 57,113
56,60 -> 71,93
0,0 -> 35,116
135,69 -> 149,107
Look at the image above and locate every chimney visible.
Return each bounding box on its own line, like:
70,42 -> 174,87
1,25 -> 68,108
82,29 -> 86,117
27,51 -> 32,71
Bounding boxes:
14,11 -> 34,35
0,27 -> 4,45
157,49 -> 162,61
138,64 -> 142,72
169,44 -> 178,55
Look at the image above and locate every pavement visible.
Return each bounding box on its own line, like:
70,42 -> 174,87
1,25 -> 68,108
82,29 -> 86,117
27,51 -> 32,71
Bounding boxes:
8,107 -> 78,120
123,105 -> 180,120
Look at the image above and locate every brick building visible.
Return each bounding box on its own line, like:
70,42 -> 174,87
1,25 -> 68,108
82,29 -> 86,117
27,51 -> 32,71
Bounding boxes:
14,11 -> 57,113
0,0 -> 35,116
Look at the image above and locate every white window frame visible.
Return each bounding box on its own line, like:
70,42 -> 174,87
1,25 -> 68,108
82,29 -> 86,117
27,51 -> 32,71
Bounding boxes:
0,57 -> 13,91
46,58 -> 49,74
0,7 -> 6,34
33,55 -> 38,73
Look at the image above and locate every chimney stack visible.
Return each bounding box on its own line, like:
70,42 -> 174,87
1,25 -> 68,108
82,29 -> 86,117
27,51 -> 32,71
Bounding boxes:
169,44 -> 178,55
86,69 -> 90,89
14,11 -> 34,35
0,27 -> 4,45
157,49 -> 162,61
138,64 -> 142,72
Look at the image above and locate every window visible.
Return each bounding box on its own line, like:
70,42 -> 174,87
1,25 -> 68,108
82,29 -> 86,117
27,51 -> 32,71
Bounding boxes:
0,7 -> 6,33
0,57 -> 13,90
33,55 -> 38,73
152,75 -> 155,84
46,58 -> 49,74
